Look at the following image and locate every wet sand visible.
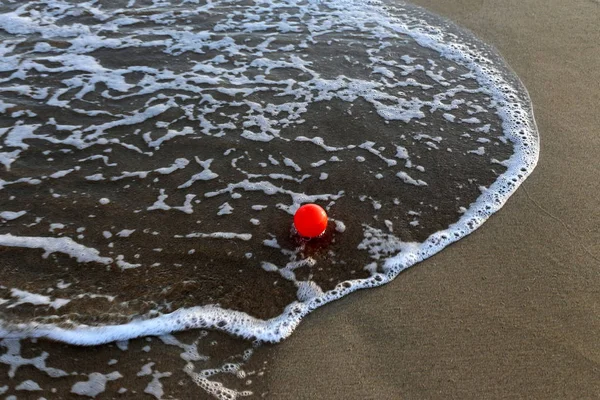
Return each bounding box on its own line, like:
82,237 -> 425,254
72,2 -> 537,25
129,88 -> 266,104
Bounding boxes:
260,0 -> 600,398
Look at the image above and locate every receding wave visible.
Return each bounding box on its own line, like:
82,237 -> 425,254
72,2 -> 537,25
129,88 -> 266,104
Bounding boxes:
0,0 -> 538,345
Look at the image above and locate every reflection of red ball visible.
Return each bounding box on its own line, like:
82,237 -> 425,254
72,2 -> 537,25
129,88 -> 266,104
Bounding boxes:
294,204 -> 328,238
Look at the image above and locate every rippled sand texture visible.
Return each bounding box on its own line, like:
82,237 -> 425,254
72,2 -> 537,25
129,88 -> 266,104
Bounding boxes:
0,0 -> 537,342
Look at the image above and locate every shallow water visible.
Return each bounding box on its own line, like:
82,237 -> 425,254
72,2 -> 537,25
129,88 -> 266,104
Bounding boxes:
0,0 -> 538,397
0,330 -> 262,399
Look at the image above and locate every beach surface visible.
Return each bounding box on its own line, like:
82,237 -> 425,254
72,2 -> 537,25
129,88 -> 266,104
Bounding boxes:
260,0 -> 600,398
0,0 -> 598,399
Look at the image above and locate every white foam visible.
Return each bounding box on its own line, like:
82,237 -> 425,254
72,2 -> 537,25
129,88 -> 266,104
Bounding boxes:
49,223 -> 65,233
116,229 -> 136,238
396,171 -> 428,187
15,379 -> 42,391
177,232 -> 252,241
217,202 -> 234,216
178,158 -> 218,189
0,234 -> 112,264
0,339 -> 68,378
115,340 -> 128,351
0,0 -> 538,348
155,158 -> 190,175
283,157 -> 302,172
147,189 -> 196,214
85,174 -> 105,181
394,145 -> 410,160
358,141 -> 397,166
295,136 -> 349,152
205,179 -> 343,215
7,289 -> 70,310
184,362 -> 253,400
333,220 -> 347,233
71,372 -> 122,398
468,146 -> 486,156
115,255 -> 141,270
0,211 -> 26,221
137,362 -> 172,399
296,281 -> 324,302
158,334 -> 208,362
443,113 -> 456,122
75,293 -> 115,302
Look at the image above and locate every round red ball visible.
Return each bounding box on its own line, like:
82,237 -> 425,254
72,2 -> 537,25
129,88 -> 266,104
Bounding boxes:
293,204 -> 328,238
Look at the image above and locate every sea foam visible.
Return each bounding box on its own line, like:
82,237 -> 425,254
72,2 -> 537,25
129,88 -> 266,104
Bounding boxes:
0,0 -> 538,347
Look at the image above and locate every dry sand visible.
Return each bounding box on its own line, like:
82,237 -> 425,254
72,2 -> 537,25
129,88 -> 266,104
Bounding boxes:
260,0 -> 600,398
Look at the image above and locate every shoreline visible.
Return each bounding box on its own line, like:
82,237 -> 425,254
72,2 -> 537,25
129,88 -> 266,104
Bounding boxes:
0,0 -> 537,346
260,0 -> 600,398
0,0 -> 598,398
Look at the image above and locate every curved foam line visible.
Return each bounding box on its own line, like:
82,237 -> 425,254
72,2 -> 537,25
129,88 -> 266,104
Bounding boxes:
0,0 -> 539,345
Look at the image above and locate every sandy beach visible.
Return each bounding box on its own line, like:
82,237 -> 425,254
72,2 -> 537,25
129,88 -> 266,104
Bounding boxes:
260,0 -> 600,398
0,0 -> 598,399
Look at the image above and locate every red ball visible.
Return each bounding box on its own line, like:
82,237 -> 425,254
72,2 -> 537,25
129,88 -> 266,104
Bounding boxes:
294,204 -> 328,238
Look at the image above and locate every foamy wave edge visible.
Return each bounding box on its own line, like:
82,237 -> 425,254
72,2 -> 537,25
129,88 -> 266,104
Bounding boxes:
0,0 -> 539,345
